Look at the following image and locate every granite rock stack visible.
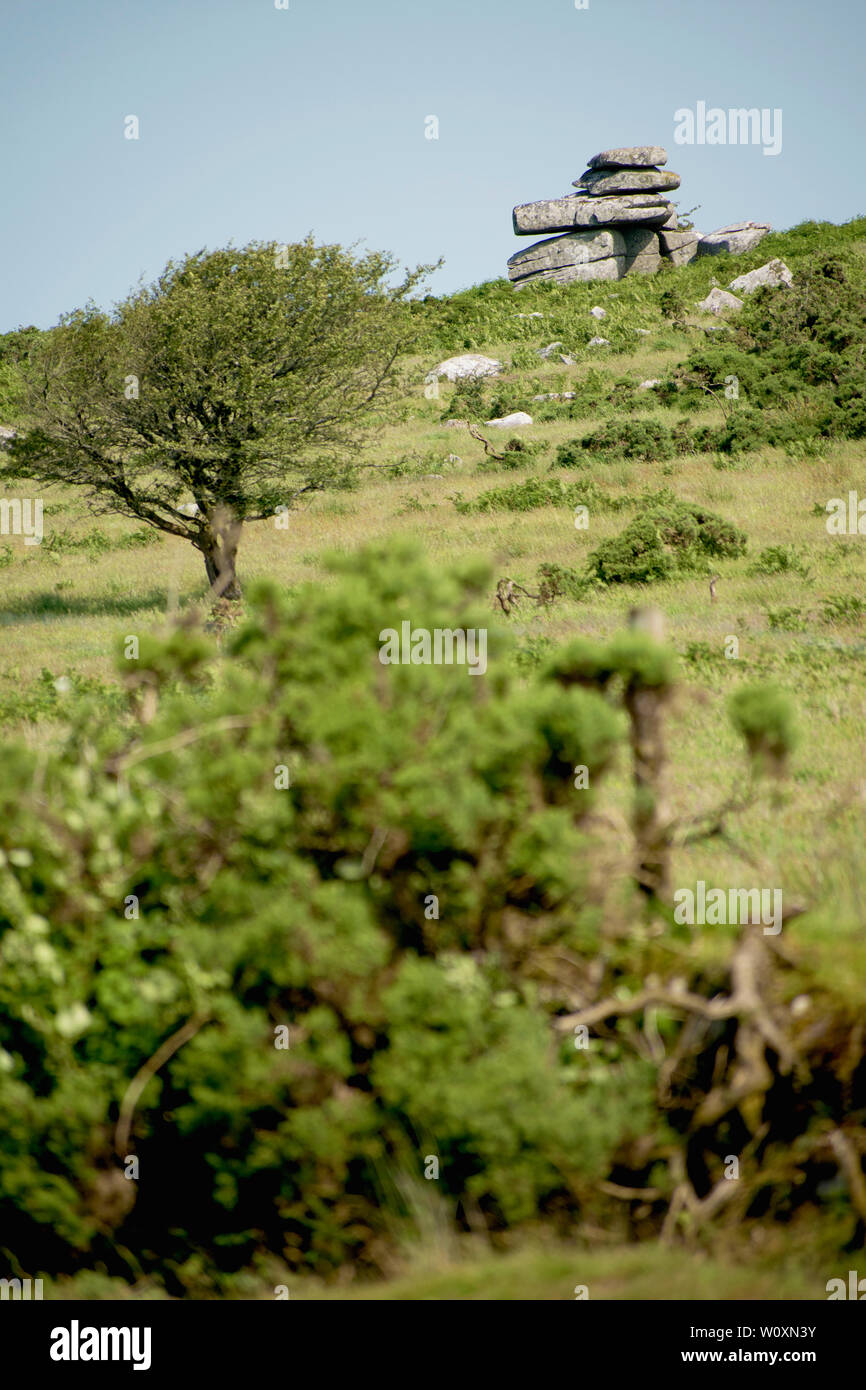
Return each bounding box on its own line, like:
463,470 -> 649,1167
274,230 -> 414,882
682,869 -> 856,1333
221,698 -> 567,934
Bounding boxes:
508,145 -> 698,289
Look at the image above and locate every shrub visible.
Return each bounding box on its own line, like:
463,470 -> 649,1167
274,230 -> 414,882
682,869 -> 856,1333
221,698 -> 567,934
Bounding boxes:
588,502 -> 746,585
580,418 -> 675,462
749,545 -> 810,579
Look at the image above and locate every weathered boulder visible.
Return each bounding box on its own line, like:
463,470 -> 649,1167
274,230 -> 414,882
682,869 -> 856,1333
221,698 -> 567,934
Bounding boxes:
623,228 -> 662,275
590,306 -> 607,320
507,228 -> 625,280
659,228 -> 701,266
698,221 -> 771,256
512,257 -> 624,288
587,146 -> 668,168
427,354 -> 502,383
697,287 -> 744,315
588,336 -> 610,347
728,258 -> 793,294
485,411 -> 533,428
538,341 -> 566,359
513,192 -> 671,236
574,167 -> 680,196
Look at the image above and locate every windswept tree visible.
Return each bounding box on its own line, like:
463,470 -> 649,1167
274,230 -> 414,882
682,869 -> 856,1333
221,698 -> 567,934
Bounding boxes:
2,239 -> 435,597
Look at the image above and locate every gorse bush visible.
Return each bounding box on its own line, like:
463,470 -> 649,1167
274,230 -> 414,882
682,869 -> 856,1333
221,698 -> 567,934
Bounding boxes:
589,502 -> 746,585
580,418 -> 676,463
0,543 -> 861,1291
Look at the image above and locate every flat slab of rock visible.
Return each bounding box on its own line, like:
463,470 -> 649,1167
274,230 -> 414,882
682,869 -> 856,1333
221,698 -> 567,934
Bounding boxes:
698,221 -> 771,256
513,257 -> 624,288
697,287 -> 744,315
587,146 -> 668,169
574,168 -> 681,196
485,411 -> 533,428
728,258 -> 793,294
513,192 -> 670,236
507,228 -> 625,280
427,354 -> 502,382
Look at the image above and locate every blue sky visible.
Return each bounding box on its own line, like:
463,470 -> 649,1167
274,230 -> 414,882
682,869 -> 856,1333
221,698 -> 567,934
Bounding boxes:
1,0 -> 863,331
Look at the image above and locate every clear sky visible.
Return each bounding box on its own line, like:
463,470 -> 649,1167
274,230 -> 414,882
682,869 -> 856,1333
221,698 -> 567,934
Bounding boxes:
1,0 -> 864,331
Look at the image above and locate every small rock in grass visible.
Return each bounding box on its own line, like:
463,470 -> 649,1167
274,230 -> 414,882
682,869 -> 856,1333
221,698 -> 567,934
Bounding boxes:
485,411 -> 533,428
697,287 -> 743,315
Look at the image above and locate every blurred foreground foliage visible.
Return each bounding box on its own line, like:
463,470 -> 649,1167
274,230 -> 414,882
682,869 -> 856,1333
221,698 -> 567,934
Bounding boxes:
0,543 -> 862,1292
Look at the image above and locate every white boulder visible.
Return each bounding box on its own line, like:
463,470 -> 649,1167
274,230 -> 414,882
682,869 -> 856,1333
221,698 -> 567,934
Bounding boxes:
427,353 -> 503,383
728,259 -> 793,295
485,412 -> 533,428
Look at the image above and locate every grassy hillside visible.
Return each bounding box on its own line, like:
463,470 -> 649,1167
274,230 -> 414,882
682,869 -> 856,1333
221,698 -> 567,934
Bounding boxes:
1,216 -> 865,1299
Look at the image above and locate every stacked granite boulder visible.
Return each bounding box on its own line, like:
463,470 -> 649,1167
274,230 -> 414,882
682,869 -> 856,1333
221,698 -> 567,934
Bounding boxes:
508,146 -> 701,289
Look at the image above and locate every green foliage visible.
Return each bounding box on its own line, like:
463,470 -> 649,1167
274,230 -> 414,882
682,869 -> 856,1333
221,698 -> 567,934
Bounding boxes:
819,594 -> 866,624
749,545 -> 810,579
453,476 -> 616,516
3,240 -> 434,588
0,543 -> 650,1284
588,502 -> 746,586
728,684 -> 798,774
580,418 -> 675,462
535,562 -> 588,603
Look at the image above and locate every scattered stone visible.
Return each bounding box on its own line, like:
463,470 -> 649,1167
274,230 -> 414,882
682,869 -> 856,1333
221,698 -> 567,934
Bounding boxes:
428,353 -> 502,382
574,167 -> 680,196
513,192 -> 671,236
697,287 -> 744,315
634,328 -> 651,336
588,336 -> 610,347
444,454 -> 462,463
515,311 -> 544,318
443,419 -> 465,428
590,305 -> 607,319
587,146 -> 668,169
532,392 -> 577,401
638,379 -> 661,390
423,473 -> 444,478
538,341 -> 566,359
485,411 -> 533,427
698,221 -> 771,257
728,258 -> 793,294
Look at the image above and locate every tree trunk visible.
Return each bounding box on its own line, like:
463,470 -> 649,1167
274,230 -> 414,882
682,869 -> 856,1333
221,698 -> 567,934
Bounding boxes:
202,510 -> 243,601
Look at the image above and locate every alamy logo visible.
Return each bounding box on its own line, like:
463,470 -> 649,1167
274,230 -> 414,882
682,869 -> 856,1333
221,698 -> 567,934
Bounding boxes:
674,881 -> 783,935
0,497 -> 43,545
826,1271 -> 866,1299
379,622 -> 487,675
674,103 -> 782,156
49,1320 -> 152,1371
826,491 -> 866,535
0,1276 -> 43,1299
